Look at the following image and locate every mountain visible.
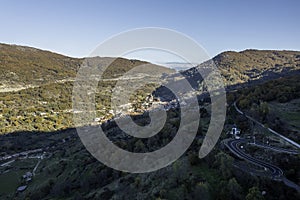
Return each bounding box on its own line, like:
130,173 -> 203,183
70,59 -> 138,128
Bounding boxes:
0,43 -> 174,134
0,43 -> 174,92
162,62 -> 198,71
1,45 -> 300,199
0,43 -> 80,88
183,49 -> 300,89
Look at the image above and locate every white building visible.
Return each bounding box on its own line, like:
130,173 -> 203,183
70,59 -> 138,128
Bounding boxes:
228,126 -> 241,139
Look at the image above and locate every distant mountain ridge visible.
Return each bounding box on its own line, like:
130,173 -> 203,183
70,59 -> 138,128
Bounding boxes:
0,43 -> 80,86
162,62 -> 198,71
0,43 -> 174,91
215,49 -> 299,83
2,43 -> 299,88
215,49 -> 300,83
181,49 -> 300,90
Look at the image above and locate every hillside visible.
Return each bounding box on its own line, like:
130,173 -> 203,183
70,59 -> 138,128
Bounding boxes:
0,43 -> 174,92
183,49 -> 300,89
0,43 -> 80,88
0,43 -> 174,134
1,76 -> 299,199
0,46 -> 300,199
216,50 -> 300,85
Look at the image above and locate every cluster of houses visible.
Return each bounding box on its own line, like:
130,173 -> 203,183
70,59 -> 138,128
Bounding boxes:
93,94 -> 168,123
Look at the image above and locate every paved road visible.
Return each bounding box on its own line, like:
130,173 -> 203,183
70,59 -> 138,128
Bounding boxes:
225,139 -> 300,192
225,139 -> 283,178
250,142 -> 299,155
282,177 -> 300,192
233,102 -> 300,149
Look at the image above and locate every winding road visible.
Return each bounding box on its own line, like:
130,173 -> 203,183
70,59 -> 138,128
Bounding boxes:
228,101 -> 300,191
250,142 -> 299,154
225,138 -> 300,192
224,139 -> 283,178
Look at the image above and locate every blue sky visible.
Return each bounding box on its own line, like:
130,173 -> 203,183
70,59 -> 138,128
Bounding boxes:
0,0 -> 299,62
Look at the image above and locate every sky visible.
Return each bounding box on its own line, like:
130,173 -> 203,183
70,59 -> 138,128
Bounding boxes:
0,0 -> 299,63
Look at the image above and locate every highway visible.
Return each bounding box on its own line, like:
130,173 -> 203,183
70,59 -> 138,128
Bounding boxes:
224,139 -> 283,178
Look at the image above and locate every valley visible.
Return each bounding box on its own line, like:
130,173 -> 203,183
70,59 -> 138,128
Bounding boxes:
0,44 -> 299,199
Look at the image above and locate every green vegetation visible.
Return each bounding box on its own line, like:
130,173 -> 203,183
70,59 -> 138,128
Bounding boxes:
186,49 -> 300,87
0,44 -> 299,199
234,74 -> 300,142
245,187 -> 264,200
0,81 -> 75,134
237,74 -> 300,109
0,169 -> 27,195
4,110 -> 295,200
0,43 -> 80,86
268,99 -> 300,131
215,50 -> 300,86
0,43 -> 173,88
0,80 -> 161,134
0,43 -> 173,134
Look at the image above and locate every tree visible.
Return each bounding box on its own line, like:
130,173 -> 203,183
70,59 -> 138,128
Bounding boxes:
172,160 -> 188,184
188,152 -> 200,166
245,187 -> 264,200
134,140 -> 145,152
227,178 -> 243,200
214,152 -> 234,179
193,182 -> 210,200
259,102 -> 269,122
239,98 -> 250,109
